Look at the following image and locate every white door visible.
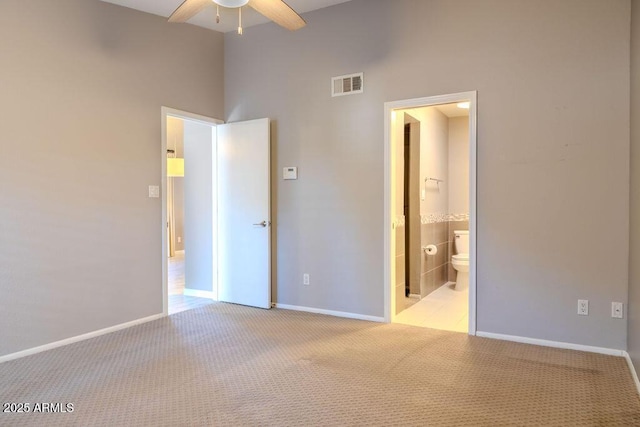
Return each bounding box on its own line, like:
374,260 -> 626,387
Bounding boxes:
217,118 -> 271,309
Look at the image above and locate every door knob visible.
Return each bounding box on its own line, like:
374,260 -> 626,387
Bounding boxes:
253,221 -> 269,227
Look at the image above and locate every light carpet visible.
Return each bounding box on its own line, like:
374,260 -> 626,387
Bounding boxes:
1,303 -> 639,426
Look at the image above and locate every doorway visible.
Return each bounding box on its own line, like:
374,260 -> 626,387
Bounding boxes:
383,92 -> 477,335
162,108 -> 222,315
161,108 -> 273,316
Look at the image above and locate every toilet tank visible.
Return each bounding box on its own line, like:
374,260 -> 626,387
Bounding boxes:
454,230 -> 469,254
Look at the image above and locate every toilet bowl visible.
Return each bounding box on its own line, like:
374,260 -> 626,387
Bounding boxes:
452,230 -> 469,291
451,253 -> 469,291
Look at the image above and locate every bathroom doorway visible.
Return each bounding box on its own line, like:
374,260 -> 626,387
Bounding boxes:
384,92 -> 477,335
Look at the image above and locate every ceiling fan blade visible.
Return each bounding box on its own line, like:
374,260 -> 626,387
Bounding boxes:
249,0 -> 306,31
168,0 -> 210,23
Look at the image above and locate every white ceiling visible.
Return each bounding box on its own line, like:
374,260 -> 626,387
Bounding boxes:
100,0 -> 353,33
435,103 -> 469,118
403,103 -> 469,123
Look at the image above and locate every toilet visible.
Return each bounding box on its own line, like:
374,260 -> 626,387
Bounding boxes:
452,230 -> 469,291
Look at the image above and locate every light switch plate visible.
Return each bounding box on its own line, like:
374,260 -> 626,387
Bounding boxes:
148,185 -> 160,198
283,167 -> 298,180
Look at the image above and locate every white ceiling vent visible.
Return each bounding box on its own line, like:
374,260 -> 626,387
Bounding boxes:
332,72 -> 364,97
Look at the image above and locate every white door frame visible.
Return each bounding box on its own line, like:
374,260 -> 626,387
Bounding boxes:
161,107 -> 224,316
383,91 -> 478,334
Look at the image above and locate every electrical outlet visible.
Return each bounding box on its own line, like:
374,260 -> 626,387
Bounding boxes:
177,237 -> 182,243
303,274 -> 310,286
577,299 -> 589,316
612,302 -> 624,319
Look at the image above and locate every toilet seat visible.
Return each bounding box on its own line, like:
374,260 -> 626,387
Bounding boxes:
452,253 -> 469,262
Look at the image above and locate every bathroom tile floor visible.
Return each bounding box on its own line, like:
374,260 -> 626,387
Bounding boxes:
395,282 -> 468,333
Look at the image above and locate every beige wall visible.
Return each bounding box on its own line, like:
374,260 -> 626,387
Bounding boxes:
448,116 -> 469,215
393,112 -> 405,221
407,107 -> 450,216
0,0 -> 223,356
1,0 -> 631,357
225,0 -> 630,349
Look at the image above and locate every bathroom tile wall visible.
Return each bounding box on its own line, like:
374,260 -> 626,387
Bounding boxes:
420,221 -> 449,297
420,217 -> 469,297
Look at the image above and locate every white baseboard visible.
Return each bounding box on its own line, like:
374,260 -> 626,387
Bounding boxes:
183,289 -> 216,299
623,351 -> 640,396
275,304 -> 385,323
0,314 -> 165,365
476,331 -> 624,357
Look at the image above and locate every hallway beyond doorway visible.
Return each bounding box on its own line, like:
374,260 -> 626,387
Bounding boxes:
168,251 -> 214,315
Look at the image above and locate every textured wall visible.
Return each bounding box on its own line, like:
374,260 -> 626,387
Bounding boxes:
225,0 -> 630,349
0,0 -> 223,356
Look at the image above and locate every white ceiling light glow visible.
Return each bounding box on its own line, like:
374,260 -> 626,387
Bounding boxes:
213,0 -> 249,7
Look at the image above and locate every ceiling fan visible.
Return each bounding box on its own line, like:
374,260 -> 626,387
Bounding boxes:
169,0 -> 306,34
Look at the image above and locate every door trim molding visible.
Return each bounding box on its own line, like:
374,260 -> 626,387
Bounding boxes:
383,92 -> 478,334
161,107 -> 223,316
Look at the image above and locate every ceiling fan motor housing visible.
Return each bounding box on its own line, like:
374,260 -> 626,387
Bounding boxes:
213,0 -> 250,8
